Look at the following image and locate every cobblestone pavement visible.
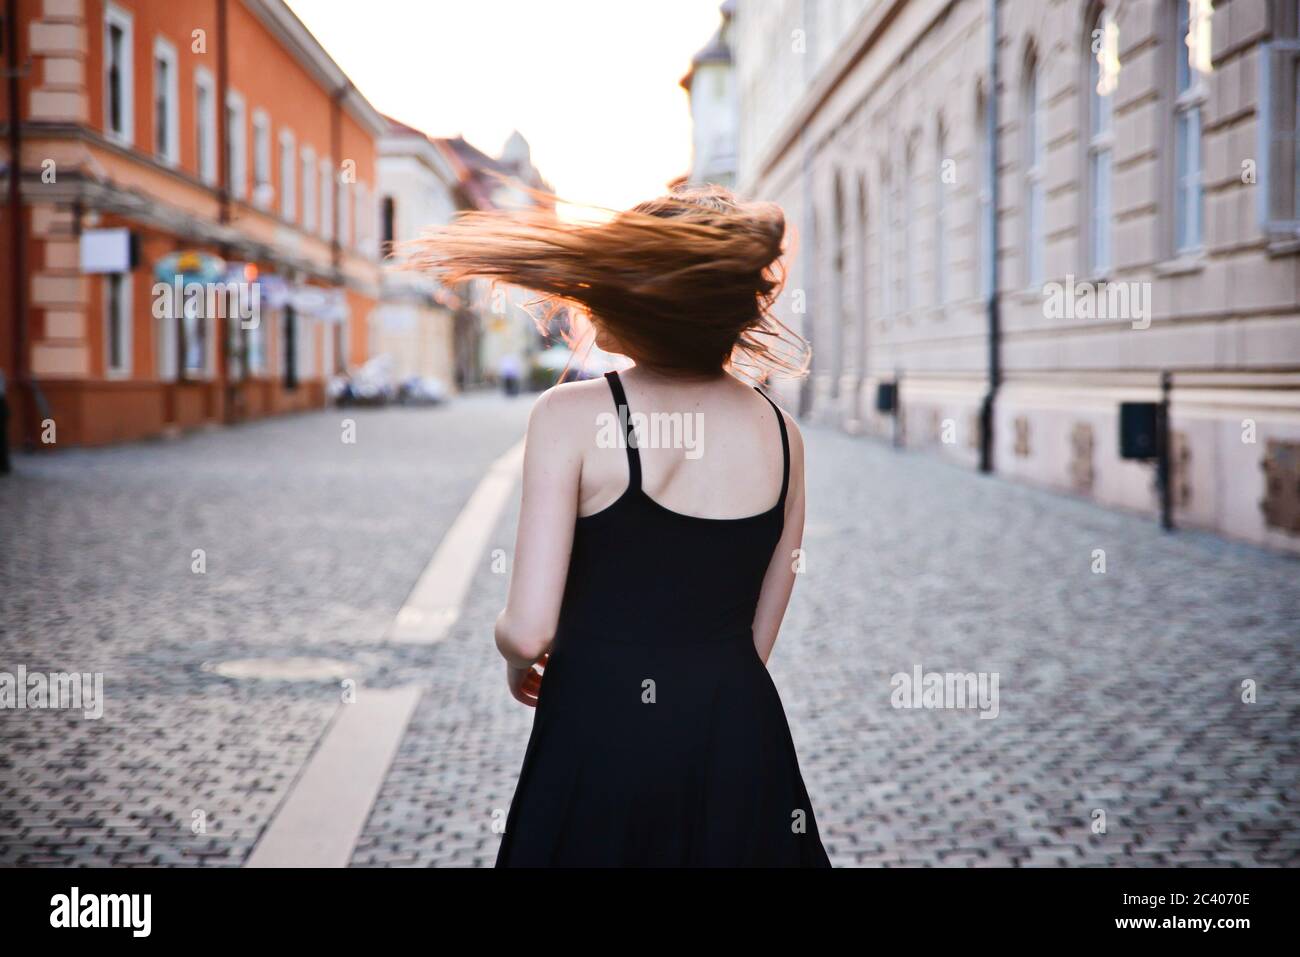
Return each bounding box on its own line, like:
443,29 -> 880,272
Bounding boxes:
353,420 -> 1300,868
3,396 -> 1297,867
0,395 -> 531,866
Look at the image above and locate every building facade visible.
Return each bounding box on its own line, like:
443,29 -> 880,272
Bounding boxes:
732,0 -> 1300,552
431,130 -> 554,384
681,0 -> 738,189
375,116 -> 463,391
1,0 -> 386,448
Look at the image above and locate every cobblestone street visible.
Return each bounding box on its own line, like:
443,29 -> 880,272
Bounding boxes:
3,393 -> 1297,867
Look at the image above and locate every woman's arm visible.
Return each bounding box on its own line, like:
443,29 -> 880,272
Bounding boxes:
495,387 -> 581,684
751,410 -> 806,665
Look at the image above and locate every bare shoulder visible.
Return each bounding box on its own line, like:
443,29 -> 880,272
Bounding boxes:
526,377 -> 613,447
756,386 -> 804,464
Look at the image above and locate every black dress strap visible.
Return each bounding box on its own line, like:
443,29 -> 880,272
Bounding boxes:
604,371 -> 641,491
754,387 -> 790,507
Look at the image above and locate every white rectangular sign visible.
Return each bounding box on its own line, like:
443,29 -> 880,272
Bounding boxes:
79,228 -> 132,274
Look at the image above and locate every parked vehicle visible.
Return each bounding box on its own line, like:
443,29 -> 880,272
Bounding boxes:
329,355 -> 398,407
398,376 -> 448,406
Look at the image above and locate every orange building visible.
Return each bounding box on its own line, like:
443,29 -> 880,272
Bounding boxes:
1,0 -> 386,447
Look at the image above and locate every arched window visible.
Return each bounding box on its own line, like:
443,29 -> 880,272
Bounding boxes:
880,163 -> 893,322
831,172 -> 846,396
857,173 -> 870,370
935,119 -> 948,309
1087,5 -> 1117,273
904,137 -> 919,312
1022,52 -> 1046,287
1173,0 -> 1209,252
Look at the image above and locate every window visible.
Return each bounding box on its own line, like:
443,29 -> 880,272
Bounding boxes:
105,272 -> 131,376
879,166 -> 893,320
935,122 -> 948,308
381,195 -> 396,253
903,143 -> 918,313
280,129 -> 296,221
103,4 -> 134,145
152,38 -> 179,165
301,146 -> 317,232
1023,54 -> 1046,287
358,183 -> 372,254
225,91 -> 247,200
1088,6 -> 1117,273
339,176 -> 352,249
319,157 -> 334,240
247,314 -> 267,375
1259,2 -> 1300,233
1173,0 -> 1208,252
195,67 -> 217,185
350,182 -> 363,252
252,109 -> 272,208
182,290 -> 208,376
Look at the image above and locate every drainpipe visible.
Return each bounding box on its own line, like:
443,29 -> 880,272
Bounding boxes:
979,0 -> 1002,474
330,85 -> 344,275
6,0 -> 28,451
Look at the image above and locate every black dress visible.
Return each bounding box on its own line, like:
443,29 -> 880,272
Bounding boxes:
496,371 -> 830,867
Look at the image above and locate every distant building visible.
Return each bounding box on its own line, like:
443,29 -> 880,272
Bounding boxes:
733,0 -> 1300,553
431,131 -> 554,384
1,0 -> 386,448
375,116 -> 465,391
680,0 -> 737,189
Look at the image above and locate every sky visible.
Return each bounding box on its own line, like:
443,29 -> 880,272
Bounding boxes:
285,0 -> 725,213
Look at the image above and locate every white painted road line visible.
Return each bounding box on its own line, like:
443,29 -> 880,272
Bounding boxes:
245,685 -> 423,868
385,438 -> 525,644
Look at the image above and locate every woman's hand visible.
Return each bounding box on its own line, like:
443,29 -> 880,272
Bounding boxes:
507,652 -> 548,707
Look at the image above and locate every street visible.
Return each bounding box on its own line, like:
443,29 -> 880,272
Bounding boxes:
2,393 -> 1297,867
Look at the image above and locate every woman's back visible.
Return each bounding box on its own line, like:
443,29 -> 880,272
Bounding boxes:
571,367 -> 789,522
495,368 -> 828,867
549,369 -> 792,653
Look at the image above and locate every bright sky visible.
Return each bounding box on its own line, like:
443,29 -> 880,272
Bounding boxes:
285,0 -> 724,213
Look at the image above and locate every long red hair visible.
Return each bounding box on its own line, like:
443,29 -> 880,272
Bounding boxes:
404,184 -> 809,380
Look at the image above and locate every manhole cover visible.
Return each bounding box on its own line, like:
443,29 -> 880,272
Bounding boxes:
202,657 -> 355,682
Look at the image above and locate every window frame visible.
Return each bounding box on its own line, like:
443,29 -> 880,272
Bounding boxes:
1023,53 -> 1046,289
104,271 -> 132,378
879,163 -> 894,322
1258,36 -> 1300,236
319,156 -> 334,241
195,66 -> 218,186
935,119 -> 948,310
301,145 -> 317,233
151,36 -> 179,166
103,3 -> 134,146
903,138 -> 918,315
1172,0 -> 1208,254
1085,5 -> 1116,276
251,108 -> 272,209
225,89 -> 248,201
279,128 -> 297,222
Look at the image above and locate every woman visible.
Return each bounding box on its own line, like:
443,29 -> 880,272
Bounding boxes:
414,185 -> 830,867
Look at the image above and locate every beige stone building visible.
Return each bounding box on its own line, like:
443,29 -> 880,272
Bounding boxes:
733,0 -> 1300,552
